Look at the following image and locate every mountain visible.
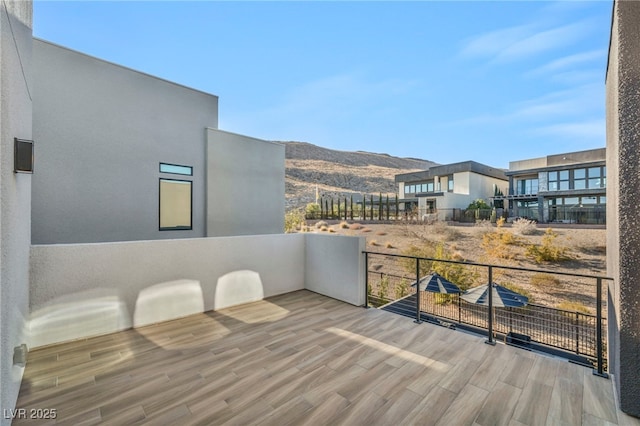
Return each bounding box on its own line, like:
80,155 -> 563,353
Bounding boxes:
282,141 -> 437,210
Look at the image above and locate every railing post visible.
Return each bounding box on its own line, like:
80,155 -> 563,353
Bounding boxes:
486,266 -> 495,345
594,277 -> 608,378
364,252 -> 369,309
575,311 -> 579,355
414,258 -> 421,324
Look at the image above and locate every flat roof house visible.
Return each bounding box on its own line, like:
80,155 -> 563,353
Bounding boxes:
499,148 -> 606,224
32,39 -> 285,244
395,161 -> 508,220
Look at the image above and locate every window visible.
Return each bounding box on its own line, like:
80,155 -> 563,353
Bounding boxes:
160,162 -> 193,176
588,166 -> 606,188
518,178 -> 538,195
159,179 -> 192,230
548,170 -> 569,191
427,182 -> 434,192
573,168 -> 586,190
448,177 -> 454,192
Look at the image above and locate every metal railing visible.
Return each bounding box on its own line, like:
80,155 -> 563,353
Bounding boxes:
363,251 -> 611,377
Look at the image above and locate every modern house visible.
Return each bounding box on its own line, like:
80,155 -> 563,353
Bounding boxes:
395,161 -> 508,220
497,148 -> 606,224
32,39 -> 285,244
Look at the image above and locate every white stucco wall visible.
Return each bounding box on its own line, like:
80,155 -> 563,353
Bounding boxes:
28,233 -> 364,348
207,129 -> 285,237
0,1 -> 32,423
304,234 -> 365,306
31,40 -> 219,244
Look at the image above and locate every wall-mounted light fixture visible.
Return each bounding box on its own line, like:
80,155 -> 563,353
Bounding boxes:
14,138 -> 34,173
13,344 -> 28,367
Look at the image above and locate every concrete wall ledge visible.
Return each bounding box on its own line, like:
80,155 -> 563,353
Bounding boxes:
28,233 -> 364,348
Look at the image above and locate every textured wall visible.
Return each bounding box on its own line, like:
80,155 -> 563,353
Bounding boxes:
29,234 -> 307,347
29,233 -> 365,347
207,129 -> 285,236
606,0 -> 640,417
0,1 -> 32,423
304,234 -> 365,306
31,40 -> 218,244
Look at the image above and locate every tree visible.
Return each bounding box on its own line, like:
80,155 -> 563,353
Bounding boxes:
467,199 -> 491,210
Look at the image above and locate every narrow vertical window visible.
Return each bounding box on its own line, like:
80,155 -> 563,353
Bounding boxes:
159,178 -> 192,230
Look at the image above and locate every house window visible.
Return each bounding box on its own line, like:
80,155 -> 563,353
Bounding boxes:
588,166 -> 606,188
518,178 -> 538,195
548,171 -> 569,191
448,177 -> 454,192
160,162 -> 193,176
159,178 -> 192,230
573,168 -> 586,190
426,182 -> 434,192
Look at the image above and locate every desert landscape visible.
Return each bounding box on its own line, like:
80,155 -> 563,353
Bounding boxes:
302,220 -> 606,314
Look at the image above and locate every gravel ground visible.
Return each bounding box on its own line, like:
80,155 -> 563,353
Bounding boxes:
308,221 -> 607,313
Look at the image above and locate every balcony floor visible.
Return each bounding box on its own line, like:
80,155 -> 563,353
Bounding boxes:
15,290 -> 639,425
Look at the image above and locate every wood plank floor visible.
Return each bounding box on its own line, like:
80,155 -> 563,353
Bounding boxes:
13,290 -> 639,425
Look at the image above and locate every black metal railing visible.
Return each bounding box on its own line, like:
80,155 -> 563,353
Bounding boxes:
363,251 -> 611,377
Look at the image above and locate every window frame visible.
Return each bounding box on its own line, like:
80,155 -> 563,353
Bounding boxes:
159,177 -> 193,231
159,162 -> 193,176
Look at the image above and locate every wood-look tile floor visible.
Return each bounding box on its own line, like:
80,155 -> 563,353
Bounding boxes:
14,290 -> 639,425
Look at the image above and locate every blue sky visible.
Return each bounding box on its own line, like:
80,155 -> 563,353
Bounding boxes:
34,1 -> 612,169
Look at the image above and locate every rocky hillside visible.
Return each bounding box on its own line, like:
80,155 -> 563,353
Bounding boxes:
282,141 -> 437,210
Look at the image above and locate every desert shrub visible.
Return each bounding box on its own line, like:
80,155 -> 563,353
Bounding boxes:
557,301 -> 591,314
305,203 -> 321,219
526,228 -> 572,263
496,217 -> 506,228
376,231 -> 387,236
530,273 -> 561,289
467,199 -> 491,210
378,275 -> 390,300
395,279 -> 409,298
361,228 -> 372,233
339,221 -> 350,229
315,220 -> 328,229
432,221 -> 462,241
320,225 -> 329,232
481,230 -> 522,260
385,242 -> 394,249
402,242 -> 477,291
369,240 -> 379,246
328,228 -> 336,233
284,209 -> 305,233
512,218 -> 538,235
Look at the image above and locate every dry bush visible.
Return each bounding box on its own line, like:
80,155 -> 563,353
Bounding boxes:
431,221 -> 462,241
385,242 -> 394,249
320,225 -> 328,232
328,228 -> 336,233
361,228 -> 372,233
376,231 -> 387,236
315,221 -> 328,229
370,240 -> 379,246
526,228 -> 572,263
474,219 -> 493,229
339,221 -> 350,229
530,273 -> 561,289
512,218 -> 538,235
481,230 -> 522,260
496,217 -> 506,228
557,301 -> 591,314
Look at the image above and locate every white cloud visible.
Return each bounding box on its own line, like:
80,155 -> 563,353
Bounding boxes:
526,50 -> 606,76
460,18 -> 598,63
534,119 -> 605,140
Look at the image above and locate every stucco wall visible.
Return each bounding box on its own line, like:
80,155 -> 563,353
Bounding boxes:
31,40 -> 218,244
28,233 -> 364,348
0,1 -> 32,423
304,234 -> 365,306
606,0 -> 640,417
207,129 -> 285,237
29,234 -> 306,348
